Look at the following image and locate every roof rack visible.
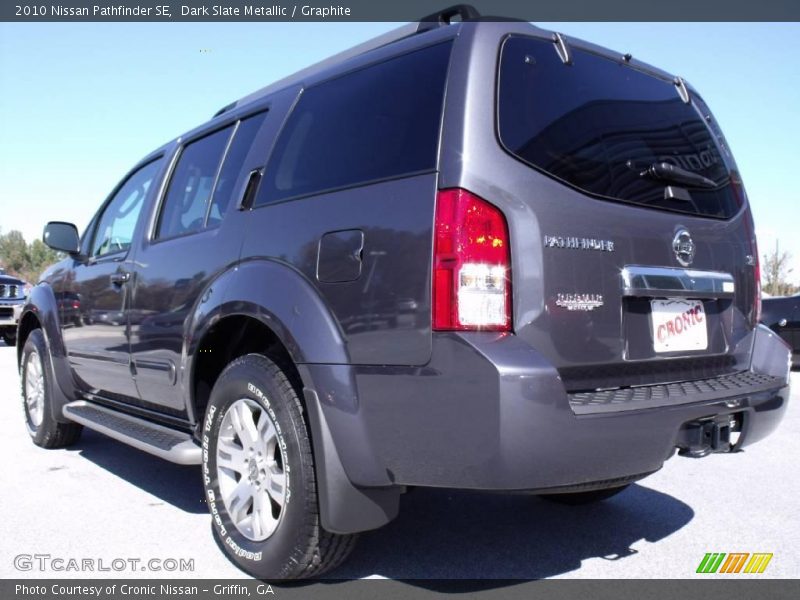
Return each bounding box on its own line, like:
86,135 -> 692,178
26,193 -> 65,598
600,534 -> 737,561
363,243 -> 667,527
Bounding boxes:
212,4 -> 480,119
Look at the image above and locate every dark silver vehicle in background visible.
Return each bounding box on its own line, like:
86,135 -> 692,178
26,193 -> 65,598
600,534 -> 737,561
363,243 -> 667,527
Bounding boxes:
762,294 -> 800,366
0,269 -> 26,346
18,7 -> 792,579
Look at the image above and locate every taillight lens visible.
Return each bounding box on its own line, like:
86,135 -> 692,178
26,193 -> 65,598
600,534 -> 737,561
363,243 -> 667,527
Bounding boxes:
742,199 -> 761,328
432,188 -> 511,331
751,235 -> 761,327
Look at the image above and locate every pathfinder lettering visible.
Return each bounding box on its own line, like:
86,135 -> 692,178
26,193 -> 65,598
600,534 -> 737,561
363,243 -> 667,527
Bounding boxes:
544,236 -> 614,252
555,293 -> 604,311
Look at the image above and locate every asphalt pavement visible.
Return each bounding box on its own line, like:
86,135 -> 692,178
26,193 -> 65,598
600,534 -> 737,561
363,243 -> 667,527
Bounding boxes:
0,340 -> 797,581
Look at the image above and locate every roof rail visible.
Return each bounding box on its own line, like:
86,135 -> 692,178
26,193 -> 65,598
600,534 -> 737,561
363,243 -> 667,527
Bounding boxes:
417,4 -> 481,32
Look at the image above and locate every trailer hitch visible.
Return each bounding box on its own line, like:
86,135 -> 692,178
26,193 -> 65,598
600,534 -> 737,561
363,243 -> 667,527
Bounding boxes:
677,413 -> 742,458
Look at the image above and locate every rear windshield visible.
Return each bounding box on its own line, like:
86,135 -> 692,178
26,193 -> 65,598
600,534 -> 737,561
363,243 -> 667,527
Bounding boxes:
498,36 -> 742,219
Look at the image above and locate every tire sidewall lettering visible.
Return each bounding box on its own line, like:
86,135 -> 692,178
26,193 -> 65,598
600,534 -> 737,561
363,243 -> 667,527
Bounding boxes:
203,373 -> 294,564
247,382 -> 291,504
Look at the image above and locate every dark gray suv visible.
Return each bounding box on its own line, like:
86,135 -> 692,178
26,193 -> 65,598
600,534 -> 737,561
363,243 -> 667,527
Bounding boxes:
19,8 -> 792,579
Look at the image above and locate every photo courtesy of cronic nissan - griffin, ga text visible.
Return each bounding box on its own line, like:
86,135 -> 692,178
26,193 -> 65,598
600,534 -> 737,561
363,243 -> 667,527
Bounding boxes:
17,6 -> 791,579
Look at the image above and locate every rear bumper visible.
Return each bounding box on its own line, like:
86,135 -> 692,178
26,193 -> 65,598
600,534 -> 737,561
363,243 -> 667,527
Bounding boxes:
305,325 -> 790,492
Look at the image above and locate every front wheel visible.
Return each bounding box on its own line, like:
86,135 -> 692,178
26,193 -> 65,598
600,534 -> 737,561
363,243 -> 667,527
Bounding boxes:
21,329 -> 82,448
539,485 -> 630,505
202,354 -> 356,579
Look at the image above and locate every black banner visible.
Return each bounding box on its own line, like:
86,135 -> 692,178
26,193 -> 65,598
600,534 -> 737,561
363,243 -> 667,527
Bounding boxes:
2,0 -> 800,22
3,580 -> 800,600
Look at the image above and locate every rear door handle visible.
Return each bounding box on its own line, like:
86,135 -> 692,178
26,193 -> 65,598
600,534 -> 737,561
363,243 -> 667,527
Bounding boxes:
110,272 -> 130,286
237,168 -> 263,210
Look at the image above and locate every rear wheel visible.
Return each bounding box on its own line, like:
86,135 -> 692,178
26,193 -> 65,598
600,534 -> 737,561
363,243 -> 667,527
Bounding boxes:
539,485 -> 630,505
202,354 -> 356,579
21,329 -> 82,448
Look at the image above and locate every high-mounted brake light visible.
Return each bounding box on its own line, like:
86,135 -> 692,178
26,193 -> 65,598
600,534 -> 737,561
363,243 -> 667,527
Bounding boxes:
432,188 -> 511,331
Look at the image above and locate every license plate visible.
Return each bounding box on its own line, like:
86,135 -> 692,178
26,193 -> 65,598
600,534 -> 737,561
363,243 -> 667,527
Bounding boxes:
650,298 -> 708,353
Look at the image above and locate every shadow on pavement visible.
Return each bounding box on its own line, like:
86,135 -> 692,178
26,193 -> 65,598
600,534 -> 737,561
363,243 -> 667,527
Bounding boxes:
68,429 -> 206,514
36,358 -> 693,583
327,484 -> 693,583
64,425 -> 693,582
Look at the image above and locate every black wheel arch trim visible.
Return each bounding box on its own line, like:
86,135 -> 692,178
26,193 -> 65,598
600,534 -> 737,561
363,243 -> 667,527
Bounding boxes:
185,259 -> 350,373
185,259 -> 398,533
18,285 -> 76,424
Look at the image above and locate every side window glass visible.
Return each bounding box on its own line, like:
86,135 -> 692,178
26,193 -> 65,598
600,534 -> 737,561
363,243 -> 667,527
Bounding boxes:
256,41 -> 452,205
156,126 -> 233,239
91,159 -> 162,257
207,112 -> 267,226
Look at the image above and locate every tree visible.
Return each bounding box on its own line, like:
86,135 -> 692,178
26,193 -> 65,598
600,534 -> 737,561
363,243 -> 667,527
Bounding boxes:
28,239 -> 61,276
0,230 -> 63,284
0,230 -> 29,274
762,240 -> 798,297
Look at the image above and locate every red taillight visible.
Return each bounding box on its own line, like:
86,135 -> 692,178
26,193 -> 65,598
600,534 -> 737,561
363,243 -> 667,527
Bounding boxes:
752,237 -> 761,326
432,188 -> 511,331
743,206 -> 761,327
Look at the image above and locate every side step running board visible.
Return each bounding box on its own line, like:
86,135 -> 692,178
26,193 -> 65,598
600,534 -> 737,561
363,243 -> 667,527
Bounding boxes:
63,401 -> 201,465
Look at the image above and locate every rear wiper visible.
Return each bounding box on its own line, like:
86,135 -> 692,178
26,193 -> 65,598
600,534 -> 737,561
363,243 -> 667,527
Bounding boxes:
637,161 -> 717,189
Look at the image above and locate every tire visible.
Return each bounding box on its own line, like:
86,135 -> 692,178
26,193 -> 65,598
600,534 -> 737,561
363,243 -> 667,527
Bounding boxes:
21,329 -> 82,448
539,484 -> 630,505
202,354 -> 357,579
3,331 -> 16,346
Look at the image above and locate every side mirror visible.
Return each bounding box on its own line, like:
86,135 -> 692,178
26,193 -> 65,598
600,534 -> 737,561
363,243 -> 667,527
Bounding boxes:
43,222 -> 80,255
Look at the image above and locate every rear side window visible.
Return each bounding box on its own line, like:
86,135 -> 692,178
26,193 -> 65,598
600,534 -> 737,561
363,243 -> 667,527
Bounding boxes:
157,126 -> 233,239
207,112 -> 268,226
498,36 -> 741,219
256,41 -> 452,205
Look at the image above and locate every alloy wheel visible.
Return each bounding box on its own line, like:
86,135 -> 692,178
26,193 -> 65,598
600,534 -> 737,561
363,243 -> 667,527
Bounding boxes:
216,398 -> 287,541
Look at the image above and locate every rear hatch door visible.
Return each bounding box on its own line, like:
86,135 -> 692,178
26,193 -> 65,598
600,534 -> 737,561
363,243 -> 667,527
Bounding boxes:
496,35 -> 757,390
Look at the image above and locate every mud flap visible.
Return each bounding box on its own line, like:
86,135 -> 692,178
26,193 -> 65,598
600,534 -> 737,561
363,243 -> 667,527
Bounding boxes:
303,388 -> 400,534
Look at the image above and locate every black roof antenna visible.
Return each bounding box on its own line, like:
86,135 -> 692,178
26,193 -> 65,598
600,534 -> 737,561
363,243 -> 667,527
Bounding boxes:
417,4 -> 480,33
